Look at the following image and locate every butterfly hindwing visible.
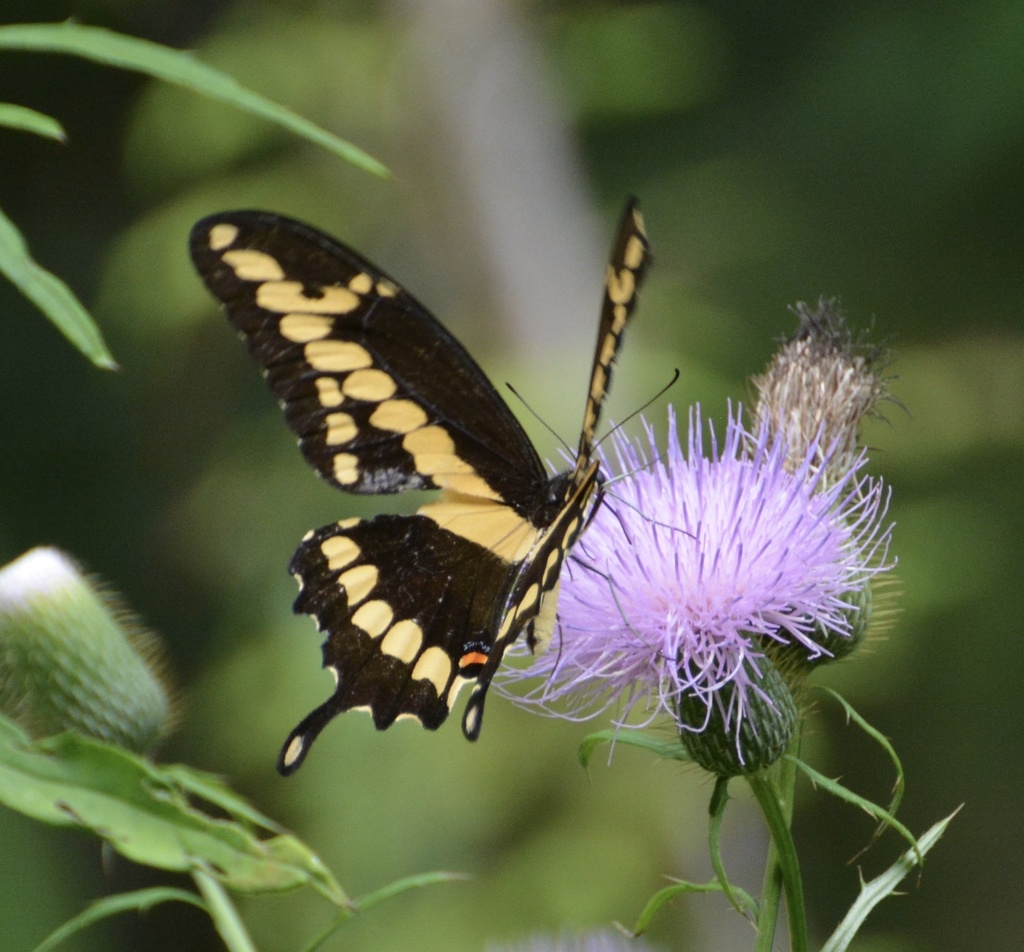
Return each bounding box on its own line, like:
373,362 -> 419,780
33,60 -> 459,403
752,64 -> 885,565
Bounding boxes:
190,201 -> 651,773
279,514 -> 517,772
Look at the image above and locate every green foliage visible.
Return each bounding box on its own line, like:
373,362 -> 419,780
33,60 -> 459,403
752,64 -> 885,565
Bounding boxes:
0,206 -> 116,369
0,20 -> 386,371
0,103 -> 65,142
0,713 -> 345,903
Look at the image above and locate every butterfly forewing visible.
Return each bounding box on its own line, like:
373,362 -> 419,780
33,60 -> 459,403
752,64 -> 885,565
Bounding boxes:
190,212 -> 547,506
190,202 -> 651,773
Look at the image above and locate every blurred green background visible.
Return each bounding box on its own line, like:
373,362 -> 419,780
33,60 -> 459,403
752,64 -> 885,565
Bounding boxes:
2,1 -> 1021,950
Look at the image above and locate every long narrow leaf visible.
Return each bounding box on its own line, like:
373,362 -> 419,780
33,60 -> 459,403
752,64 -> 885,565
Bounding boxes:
0,206 -> 117,369
631,880 -> 756,937
0,102 -> 65,141
31,887 -> 205,952
787,755 -> 920,861
355,870 -> 471,914
578,728 -> 691,767
822,687 -> 906,819
298,872 -> 470,952
820,810 -> 960,952
0,22 -> 387,177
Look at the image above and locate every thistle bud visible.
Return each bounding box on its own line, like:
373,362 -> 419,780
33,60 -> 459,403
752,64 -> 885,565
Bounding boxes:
0,547 -> 173,753
677,653 -> 798,777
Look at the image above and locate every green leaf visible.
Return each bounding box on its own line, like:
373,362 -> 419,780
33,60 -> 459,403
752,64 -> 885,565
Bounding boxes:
0,206 -> 117,369
0,715 -> 347,905
630,880 -> 753,937
32,888 -> 205,952
578,728 -> 691,767
299,871 -> 471,952
0,22 -> 387,178
354,870 -> 471,914
786,754 -> 921,862
820,809 -> 960,952
821,687 -> 906,828
0,102 -> 65,141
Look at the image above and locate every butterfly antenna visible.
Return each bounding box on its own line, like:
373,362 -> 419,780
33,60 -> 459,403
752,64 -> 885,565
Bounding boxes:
595,368 -> 680,452
506,381 -> 573,455
603,488 -> 696,540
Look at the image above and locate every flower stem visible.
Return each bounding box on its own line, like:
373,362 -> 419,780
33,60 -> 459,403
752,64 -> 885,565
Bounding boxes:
747,752 -> 808,952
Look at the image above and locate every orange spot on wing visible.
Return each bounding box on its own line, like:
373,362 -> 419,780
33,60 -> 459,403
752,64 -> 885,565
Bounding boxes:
459,651 -> 489,670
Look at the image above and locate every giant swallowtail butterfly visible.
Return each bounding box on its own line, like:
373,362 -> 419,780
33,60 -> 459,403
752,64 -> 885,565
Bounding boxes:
190,200 -> 650,774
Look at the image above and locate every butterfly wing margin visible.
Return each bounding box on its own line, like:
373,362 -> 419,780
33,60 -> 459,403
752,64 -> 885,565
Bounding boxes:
190,212 -> 547,505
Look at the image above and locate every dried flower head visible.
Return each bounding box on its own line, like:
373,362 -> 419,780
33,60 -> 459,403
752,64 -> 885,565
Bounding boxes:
751,298 -> 890,481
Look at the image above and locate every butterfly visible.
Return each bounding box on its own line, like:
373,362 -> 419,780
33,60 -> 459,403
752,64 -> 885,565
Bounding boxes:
190,200 -> 650,774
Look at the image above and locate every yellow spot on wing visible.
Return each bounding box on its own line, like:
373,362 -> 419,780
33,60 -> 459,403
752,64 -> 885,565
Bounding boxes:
411,645 -> 452,695
446,674 -> 475,710
320,534 -> 360,571
348,272 -> 373,294
324,412 -> 357,445
280,313 -> 333,343
606,266 -> 635,305
305,340 -> 372,372
208,223 -> 238,251
590,364 -> 608,404
497,609 -> 516,640
515,583 -> 540,620
343,369 -> 397,401
401,425 -> 457,466
281,735 -> 305,769
338,563 -> 378,605
624,232 -> 646,270
543,547 -> 562,585
332,453 -> 360,484
376,280 -> 398,298
222,249 -> 285,282
418,494 -> 538,563
401,426 -> 498,497
370,399 -> 429,433
380,619 -> 424,663
599,331 -> 618,367
351,600 -> 393,637
315,377 -> 345,407
531,577 -> 561,655
256,281 -> 360,315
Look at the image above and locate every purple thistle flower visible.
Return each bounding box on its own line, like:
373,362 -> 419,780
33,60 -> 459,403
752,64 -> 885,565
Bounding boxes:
499,404 -> 892,772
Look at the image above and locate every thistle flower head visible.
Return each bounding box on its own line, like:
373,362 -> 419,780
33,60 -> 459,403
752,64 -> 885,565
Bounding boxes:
500,403 -> 892,774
